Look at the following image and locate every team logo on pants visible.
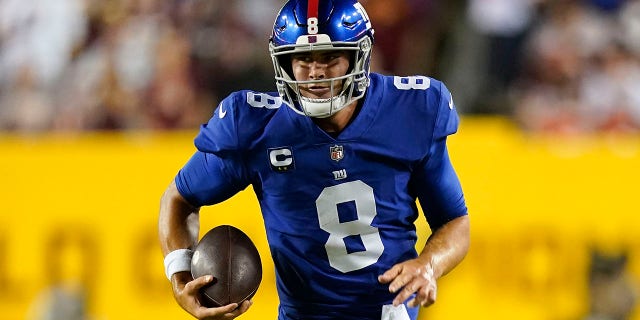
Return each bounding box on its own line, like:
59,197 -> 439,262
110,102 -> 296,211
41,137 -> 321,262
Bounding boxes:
330,145 -> 344,161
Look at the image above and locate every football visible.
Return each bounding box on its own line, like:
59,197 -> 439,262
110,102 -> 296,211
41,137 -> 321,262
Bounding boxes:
191,225 -> 262,307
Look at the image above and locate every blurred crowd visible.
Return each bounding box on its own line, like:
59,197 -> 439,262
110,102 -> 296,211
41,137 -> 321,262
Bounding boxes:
508,0 -> 640,134
443,0 -> 640,134
0,0 -> 279,131
0,0 -> 639,133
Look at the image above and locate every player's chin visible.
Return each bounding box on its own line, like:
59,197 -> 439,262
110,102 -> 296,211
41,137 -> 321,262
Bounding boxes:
300,91 -> 329,100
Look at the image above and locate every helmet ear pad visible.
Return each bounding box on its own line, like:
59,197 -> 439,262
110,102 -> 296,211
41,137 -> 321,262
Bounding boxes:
276,54 -> 294,82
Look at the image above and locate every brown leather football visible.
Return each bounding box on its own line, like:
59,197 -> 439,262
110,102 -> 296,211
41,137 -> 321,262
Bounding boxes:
191,225 -> 262,307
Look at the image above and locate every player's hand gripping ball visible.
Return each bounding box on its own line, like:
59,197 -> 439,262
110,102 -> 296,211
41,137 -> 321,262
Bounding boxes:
191,225 -> 262,307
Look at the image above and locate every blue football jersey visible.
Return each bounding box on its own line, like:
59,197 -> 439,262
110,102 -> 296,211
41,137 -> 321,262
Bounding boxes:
175,73 -> 468,320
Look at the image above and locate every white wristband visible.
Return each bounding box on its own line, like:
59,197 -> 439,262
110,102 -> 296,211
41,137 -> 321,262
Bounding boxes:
164,249 -> 193,280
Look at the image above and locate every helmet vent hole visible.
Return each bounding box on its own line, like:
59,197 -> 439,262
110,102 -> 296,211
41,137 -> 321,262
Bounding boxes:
343,21 -> 356,27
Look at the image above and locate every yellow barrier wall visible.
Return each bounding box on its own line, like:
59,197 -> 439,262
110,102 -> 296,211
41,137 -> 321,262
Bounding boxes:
1,117 -> 639,320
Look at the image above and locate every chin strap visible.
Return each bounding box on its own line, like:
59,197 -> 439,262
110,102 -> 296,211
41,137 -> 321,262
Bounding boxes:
299,95 -> 347,118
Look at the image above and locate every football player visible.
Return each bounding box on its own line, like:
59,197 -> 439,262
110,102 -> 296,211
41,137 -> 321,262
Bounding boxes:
159,0 -> 470,319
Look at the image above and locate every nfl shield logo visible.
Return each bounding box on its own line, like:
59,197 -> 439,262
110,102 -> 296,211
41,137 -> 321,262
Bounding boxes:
330,145 -> 344,161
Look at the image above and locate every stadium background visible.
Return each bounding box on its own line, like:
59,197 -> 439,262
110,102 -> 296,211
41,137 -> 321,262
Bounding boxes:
1,119 -> 639,319
1,0 -> 640,319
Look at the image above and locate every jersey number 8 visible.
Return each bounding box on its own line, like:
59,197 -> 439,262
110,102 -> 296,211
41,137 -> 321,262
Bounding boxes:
393,76 -> 431,90
316,180 -> 384,273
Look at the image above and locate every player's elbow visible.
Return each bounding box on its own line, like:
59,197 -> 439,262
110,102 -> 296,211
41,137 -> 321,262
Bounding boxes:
158,181 -> 200,247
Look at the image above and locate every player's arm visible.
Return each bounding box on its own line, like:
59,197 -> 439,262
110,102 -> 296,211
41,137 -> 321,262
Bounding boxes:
158,152 -> 251,319
379,83 -> 469,308
378,143 -> 469,308
159,181 -> 250,319
419,214 -> 469,291
378,215 -> 469,308
378,213 -> 469,309
159,179 -> 200,284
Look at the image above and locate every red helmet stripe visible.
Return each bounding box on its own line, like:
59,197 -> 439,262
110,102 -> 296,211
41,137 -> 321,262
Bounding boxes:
307,0 -> 319,20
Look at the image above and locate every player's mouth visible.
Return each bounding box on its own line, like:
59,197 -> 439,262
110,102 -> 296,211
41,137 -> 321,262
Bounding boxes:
301,84 -> 337,98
